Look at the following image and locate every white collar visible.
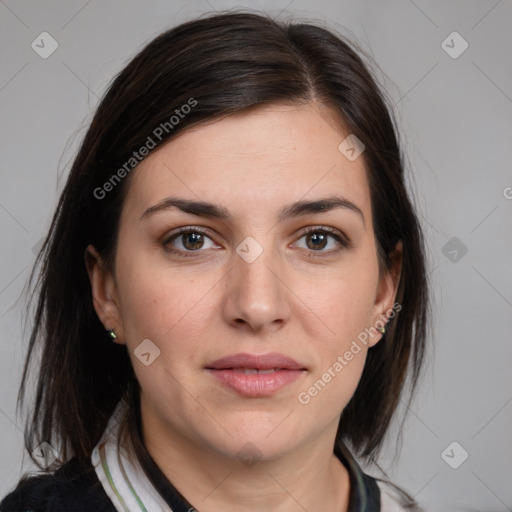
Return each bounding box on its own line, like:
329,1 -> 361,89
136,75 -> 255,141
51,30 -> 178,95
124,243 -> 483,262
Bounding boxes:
90,400 -> 174,512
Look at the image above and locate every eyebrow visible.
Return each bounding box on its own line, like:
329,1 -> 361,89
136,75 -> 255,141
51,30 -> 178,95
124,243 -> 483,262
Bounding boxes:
140,195 -> 365,225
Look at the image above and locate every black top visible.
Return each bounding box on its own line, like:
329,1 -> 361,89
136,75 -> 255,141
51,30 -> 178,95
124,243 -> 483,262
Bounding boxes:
1,443 -> 380,511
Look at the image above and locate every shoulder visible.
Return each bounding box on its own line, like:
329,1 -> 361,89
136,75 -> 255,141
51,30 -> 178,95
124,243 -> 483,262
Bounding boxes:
0,457 -> 116,512
376,479 -> 424,512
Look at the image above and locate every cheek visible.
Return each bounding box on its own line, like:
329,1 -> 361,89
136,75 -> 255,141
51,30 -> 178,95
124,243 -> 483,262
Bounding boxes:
298,253 -> 379,345
293,253 -> 379,407
114,256 -> 215,415
114,249 -> 217,355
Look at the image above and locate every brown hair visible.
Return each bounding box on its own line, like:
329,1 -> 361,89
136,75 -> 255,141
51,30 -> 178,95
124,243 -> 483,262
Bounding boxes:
18,10 -> 429,476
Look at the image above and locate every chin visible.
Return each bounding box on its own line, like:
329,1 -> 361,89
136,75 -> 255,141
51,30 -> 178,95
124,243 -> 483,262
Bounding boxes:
208,418 -> 304,461
212,436 -> 296,464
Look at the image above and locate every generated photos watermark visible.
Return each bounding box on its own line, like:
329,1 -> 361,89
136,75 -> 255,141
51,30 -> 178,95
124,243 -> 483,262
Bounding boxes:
93,97 -> 197,200
297,301 -> 402,405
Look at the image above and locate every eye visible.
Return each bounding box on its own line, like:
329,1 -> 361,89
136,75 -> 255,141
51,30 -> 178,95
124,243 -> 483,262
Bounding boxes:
293,227 -> 351,254
163,226 -> 351,258
163,228 -> 219,257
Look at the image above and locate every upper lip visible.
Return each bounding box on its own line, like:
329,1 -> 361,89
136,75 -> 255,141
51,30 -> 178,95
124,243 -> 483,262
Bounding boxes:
206,352 -> 306,371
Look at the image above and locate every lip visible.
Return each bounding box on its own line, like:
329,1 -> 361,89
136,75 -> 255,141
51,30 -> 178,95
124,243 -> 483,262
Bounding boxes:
205,352 -> 307,397
207,352 -> 306,371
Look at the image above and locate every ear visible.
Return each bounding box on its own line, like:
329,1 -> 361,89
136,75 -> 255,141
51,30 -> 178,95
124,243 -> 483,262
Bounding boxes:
368,240 -> 403,347
84,244 -> 125,345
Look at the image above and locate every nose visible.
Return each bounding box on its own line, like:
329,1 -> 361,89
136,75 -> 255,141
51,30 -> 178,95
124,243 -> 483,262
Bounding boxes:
221,238 -> 291,334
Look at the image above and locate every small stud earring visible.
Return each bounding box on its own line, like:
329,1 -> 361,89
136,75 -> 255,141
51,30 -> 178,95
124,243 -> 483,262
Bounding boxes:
378,326 -> 386,334
108,328 -> 117,340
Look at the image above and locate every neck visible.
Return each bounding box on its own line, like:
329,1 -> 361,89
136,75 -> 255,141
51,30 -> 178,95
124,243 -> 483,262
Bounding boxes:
140,412 -> 350,512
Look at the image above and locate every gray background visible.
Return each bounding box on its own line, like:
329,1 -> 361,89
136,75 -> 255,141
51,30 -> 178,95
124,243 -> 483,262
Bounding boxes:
1,0 -> 511,509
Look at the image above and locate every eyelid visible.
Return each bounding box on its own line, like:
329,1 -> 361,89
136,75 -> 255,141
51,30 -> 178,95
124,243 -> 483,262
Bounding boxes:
163,226 -> 214,241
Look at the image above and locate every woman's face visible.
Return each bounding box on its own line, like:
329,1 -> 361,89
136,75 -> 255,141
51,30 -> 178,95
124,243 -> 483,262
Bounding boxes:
88,102 -> 401,461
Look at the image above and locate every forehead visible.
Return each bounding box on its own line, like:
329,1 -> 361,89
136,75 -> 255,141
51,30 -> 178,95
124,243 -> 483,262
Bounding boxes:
122,103 -> 371,223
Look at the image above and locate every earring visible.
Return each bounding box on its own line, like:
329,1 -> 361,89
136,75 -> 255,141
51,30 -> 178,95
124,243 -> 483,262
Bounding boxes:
378,326 -> 386,334
108,328 -> 117,340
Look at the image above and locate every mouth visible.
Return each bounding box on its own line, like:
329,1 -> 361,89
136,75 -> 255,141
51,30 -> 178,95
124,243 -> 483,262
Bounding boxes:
206,352 -> 306,371
205,352 -> 307,397
224,368 -> 291,374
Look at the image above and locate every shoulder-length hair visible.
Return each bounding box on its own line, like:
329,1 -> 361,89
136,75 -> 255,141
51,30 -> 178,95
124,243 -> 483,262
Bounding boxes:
19,10 -> 429,472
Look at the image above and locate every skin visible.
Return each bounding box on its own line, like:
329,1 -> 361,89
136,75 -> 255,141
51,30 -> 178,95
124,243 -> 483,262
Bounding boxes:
86,102 -> 402,512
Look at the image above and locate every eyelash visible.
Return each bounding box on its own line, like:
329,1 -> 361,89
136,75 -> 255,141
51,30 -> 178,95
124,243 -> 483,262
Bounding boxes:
162,226 -> 352,258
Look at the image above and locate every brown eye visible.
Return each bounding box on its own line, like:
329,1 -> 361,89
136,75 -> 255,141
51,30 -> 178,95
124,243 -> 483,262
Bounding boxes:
180,232 -> 205,250
163,228 -> 218,256
294,227 -> 350,254
305,232 -> 328,250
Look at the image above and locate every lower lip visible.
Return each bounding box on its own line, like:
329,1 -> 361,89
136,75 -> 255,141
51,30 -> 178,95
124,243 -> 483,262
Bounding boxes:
206,369 -> 305,397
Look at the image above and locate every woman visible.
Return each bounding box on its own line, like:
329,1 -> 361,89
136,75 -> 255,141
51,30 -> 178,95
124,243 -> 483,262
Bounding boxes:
1,10 -> 429,512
